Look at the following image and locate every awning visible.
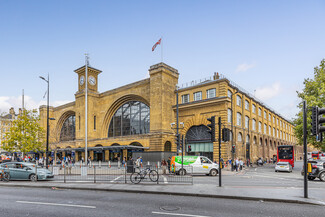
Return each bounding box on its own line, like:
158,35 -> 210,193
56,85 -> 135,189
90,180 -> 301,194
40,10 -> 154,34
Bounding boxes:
56,145 -> 149,152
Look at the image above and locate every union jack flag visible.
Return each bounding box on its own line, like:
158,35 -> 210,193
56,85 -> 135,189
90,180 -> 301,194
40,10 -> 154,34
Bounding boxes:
152,38 -> 161,51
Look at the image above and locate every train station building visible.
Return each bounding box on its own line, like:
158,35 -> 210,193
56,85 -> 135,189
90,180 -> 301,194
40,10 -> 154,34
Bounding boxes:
39,62 -> 301,163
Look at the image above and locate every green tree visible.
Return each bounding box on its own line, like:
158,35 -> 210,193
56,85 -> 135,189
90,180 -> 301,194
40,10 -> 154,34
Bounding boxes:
1,109 -> 45,153
294,59 -> 325,151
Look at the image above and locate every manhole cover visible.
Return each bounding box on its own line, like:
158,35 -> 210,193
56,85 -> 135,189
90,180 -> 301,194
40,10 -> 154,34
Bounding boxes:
160,206 -> 181,211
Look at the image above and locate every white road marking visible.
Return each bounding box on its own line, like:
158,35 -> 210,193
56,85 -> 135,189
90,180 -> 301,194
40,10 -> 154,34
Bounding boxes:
162,175 -> 168,184
16,201 -> 96,209
110,175 -> 123,182
152,211 -> 210,217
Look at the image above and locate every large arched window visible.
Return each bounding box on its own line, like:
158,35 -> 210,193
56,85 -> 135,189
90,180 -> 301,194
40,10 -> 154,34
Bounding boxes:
108,101 -> 150,137
60,115 -> 76,141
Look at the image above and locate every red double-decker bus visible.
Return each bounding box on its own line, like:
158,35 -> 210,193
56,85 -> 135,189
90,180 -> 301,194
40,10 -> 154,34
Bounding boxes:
277,145 -> 294,168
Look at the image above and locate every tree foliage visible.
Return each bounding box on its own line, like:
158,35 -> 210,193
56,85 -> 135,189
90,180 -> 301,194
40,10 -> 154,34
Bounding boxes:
294,59 -> 325,151
1,109 -> 45,153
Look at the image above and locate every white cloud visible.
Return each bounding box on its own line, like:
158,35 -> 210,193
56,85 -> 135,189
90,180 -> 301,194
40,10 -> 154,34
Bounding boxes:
255,82 -> 282,101
235,62 -> 256,73
0,95 -> 72,114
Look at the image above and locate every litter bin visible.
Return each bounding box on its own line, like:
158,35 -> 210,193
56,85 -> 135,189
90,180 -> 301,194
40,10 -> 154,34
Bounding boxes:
127,160 -> 134,173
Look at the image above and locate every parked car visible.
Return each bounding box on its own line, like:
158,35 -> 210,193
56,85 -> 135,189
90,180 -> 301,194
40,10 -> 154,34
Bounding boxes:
275,162 -> 292,173
301,159 -> 325,181
0,162 -> 54,181
170,156 -> 219,176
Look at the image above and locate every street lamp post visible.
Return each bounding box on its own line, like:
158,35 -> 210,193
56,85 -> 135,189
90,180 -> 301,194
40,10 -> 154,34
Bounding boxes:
231,89 -> 238,171
39,74 -> 50,168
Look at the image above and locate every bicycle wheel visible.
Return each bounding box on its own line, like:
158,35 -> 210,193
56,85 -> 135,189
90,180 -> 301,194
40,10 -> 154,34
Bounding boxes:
2,173 -> 10,182
130,172 -> 142,184
149,170 -> 159,182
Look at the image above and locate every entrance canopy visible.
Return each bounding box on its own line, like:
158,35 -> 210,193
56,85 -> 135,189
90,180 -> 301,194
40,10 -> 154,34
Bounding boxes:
56,145 -> 149,153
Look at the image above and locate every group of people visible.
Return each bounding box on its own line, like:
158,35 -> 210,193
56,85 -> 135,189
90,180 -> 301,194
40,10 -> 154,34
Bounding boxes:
226,158 -> 245,172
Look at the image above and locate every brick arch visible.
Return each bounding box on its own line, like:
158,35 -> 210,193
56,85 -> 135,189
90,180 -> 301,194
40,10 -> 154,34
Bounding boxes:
180,115 -> 213,135
55,110 -> 76,142
101,94 -> 150,138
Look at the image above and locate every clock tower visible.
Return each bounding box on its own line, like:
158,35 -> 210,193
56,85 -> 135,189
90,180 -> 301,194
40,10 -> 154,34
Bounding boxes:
74,65 -> 102,93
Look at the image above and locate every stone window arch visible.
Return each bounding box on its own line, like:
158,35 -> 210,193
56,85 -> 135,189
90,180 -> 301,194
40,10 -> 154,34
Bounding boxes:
60,115 -> 75,141
108,101 -> 150,137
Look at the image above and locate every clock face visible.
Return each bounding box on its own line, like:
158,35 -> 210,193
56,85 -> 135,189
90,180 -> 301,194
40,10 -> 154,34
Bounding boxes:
88,76 -> 96,86
79,76 -> 85,85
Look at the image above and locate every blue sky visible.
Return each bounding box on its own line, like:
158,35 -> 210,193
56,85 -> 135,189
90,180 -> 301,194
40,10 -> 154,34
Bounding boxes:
0,0 -> 324,120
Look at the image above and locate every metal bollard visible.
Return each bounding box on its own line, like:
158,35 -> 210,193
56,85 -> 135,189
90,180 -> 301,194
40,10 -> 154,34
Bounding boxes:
94,166 -> 96,183
64,165 -> 66,183
124,163 -> 127,184
118,161 -> 120,169
109,161 -> 111,168
99,160 -> 101,168
35,162 -> 38,182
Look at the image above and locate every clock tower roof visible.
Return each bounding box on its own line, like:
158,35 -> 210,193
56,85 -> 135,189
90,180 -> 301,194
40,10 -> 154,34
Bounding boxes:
74,65 -> 102,75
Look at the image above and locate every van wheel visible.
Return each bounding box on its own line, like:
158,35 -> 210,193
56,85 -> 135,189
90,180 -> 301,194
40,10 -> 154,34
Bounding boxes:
210,169 -> 218,176
319,172 -> 325,182
178,169 -> 186,176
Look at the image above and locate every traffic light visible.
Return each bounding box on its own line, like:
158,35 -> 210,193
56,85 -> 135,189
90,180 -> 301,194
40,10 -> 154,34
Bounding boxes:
231,145 -> 236,153
310,106 -> 325,136
222,128 -> 230,142
175,134 -> 180,150
207,116 -> 216,142
188,145 -> 192,152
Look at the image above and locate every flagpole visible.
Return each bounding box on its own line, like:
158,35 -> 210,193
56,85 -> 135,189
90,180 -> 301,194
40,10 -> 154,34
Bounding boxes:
161,36 -> 163,63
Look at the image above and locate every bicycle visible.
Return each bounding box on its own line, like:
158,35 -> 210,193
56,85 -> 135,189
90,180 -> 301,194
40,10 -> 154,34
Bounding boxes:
0,169 -> 10,182
130,166 -> 159,184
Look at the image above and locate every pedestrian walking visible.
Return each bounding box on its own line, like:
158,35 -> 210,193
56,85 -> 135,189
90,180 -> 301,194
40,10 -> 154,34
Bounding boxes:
239,159 -> 243,170
167,157 -> 171,173
161,159 -> 167,174
235,158 -> 239,172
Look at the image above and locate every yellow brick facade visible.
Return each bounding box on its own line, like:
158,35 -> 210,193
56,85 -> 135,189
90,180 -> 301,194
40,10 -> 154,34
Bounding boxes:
39,63 -> 303,162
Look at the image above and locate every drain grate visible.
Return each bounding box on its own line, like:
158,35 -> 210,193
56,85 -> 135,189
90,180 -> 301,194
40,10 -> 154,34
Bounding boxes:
160,206 -> 181,211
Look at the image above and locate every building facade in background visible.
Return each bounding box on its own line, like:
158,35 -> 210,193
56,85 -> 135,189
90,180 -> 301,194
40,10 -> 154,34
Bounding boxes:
0,108 -> 19,153
39,62 -> 303,163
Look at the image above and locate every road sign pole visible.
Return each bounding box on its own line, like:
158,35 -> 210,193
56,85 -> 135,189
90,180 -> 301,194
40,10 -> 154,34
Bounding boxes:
303,100 -> 308,198
218,117 -> 222,187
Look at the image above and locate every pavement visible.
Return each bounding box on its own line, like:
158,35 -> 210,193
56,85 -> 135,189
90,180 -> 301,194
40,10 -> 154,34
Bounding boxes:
1,167 -> 325,207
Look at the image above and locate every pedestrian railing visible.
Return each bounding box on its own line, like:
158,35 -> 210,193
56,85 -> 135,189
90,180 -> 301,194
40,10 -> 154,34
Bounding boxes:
47,164 -> 193,185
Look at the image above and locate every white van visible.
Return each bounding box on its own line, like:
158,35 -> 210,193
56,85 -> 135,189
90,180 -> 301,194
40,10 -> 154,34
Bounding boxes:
170,156 -> 219,176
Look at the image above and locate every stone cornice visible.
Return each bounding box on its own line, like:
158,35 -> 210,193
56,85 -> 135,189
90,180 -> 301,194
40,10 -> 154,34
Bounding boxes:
173,96 -> 227,110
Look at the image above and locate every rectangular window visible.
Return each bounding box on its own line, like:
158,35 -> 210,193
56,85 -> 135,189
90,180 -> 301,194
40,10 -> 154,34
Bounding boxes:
264,124 -> 267,134
237,113 -> 242,126
193,92 -> 202,101
264,111 -> 267,119
273,128 -> 275,137
245,116 -> 249,128
269,114 -> 271,121
94,116 -> 96,130
236,96 -> 241,106
252,119 -> 256,131
258,108 -> 262,116
245,100 -> 249,110
228,90 -> 232,98
228,109 -> 232,123
252,104 -> 256,113
207,88 -> 216,99
259,122 -> 262,133
181,94 -> 190,103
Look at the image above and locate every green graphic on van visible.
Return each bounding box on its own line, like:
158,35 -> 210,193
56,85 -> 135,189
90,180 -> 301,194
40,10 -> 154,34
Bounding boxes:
175,156 -> 197,165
